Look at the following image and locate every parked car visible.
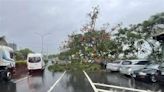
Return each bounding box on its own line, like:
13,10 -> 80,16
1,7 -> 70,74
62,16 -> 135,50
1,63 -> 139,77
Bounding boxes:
100,60 -> 107,69
106,60 -> 123,72
119,60 -> 150,76
132,64 -> 159,82
156,63 -> 164,83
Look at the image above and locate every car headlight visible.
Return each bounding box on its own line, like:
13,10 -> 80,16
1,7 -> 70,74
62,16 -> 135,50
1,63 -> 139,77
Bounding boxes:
128,68 -> 132,72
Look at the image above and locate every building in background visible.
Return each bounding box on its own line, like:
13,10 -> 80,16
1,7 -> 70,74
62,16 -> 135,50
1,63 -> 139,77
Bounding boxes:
0,36 -> 17,51
0,36 -> 8,46
8,43 -> 17,51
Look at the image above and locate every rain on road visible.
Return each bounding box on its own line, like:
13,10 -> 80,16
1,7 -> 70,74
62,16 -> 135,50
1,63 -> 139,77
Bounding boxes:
1,62 -> 164,92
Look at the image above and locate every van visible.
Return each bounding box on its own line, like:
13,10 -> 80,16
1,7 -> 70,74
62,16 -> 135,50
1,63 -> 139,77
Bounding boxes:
27,53 -> 45,72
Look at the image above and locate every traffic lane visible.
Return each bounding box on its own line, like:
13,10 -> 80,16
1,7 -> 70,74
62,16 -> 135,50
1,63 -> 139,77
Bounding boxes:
0,81 -> 16,92
53,72 -> 94,92
88,71 -> 164,92
16,69 -> 65,92
15,61 -> 65,92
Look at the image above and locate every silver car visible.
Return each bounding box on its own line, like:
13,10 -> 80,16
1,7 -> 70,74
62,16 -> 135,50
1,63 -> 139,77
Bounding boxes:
106,60 -> 123,72
119,60 -> 150,76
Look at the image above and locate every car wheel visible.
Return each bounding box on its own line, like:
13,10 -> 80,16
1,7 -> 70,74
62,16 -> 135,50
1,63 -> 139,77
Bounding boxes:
132,74 -> 136,78
28,70 -> 32,74
4,71 -> 12,81
150,75 -> 157,83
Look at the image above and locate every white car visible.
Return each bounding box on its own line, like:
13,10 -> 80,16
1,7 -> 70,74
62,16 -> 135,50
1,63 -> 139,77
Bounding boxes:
27,53 -> 45,71
119,60 -> 150,76
106,60 -> 123,72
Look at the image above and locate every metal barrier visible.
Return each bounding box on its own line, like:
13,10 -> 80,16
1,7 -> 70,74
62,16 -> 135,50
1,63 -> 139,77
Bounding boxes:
83,71 -> 151,92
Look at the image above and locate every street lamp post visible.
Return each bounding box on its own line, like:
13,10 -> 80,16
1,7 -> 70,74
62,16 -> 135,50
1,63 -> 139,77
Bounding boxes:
35,33 -> 51,55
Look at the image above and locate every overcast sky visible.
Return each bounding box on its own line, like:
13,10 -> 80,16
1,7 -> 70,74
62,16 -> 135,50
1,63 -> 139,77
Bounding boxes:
0,0 -> 164,54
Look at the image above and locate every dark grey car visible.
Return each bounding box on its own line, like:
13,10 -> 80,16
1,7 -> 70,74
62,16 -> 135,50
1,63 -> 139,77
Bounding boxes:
156,63 -> 164,83
132,64 -> 159,83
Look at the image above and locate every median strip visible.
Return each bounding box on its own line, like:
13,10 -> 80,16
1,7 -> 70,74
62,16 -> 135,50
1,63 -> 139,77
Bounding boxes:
47,71 -> 66,92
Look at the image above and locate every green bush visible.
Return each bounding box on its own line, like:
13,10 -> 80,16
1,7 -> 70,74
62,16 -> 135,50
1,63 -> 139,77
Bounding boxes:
48,62 -> 101,72
44,59 -> 48,64
48,64 -> 66,72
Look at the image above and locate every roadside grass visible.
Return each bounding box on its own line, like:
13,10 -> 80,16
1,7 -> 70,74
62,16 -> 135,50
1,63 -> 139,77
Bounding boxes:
48,61 -> 101,72
16,60 -> 27,66
14,60 -> 28,78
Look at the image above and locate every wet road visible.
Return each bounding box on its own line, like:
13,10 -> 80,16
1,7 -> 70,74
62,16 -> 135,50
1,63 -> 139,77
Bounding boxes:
88,71 -> 164,92
1,64 -> 164,92
54,72 -> 93,92
0,68 -> 65,92
16,70 -> 63,92
0,62 -> 66,92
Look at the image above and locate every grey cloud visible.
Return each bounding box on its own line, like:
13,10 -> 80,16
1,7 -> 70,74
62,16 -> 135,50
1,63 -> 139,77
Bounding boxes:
0,0 -> 164,54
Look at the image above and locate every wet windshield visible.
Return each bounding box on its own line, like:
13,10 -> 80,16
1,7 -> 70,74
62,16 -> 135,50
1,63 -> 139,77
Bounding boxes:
2,49 -> 13,61
1,0 -> 164,92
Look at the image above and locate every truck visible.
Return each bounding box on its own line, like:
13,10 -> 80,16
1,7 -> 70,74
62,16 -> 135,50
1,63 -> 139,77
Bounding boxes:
0,46 -> 16,81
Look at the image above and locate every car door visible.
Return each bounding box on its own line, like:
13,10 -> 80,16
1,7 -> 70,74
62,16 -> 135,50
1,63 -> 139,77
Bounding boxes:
158,64 -> 164,80
133,61 -> 150,71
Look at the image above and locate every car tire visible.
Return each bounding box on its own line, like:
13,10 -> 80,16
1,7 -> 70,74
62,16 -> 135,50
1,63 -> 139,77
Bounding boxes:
4,71 -> 12,81
28,70 -> 32,74
150,75 -> 157,83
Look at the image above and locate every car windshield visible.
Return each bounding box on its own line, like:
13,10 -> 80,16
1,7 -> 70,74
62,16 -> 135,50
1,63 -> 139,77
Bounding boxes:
2,50 -> 13,61
135,61 -> 150,65
146,64 -> 159,69
159,63 -> 164,71
160,63 -> 164,67
28,57 -> 41,63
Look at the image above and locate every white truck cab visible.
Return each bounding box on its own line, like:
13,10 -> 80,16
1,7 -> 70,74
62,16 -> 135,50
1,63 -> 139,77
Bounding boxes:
0,46 -> 15,81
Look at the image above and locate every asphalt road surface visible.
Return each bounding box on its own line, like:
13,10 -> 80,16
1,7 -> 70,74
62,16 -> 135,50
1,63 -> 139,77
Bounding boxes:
0,62 -> 164,92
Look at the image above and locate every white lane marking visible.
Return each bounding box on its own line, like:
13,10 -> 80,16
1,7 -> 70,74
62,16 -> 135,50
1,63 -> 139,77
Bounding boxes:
96,88 -> 113,92
83,71 -> 98,92
83,70 -> 149,92
15,76 -> 31,83
94,83 -> 149,92
47,71 -> 66,92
